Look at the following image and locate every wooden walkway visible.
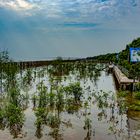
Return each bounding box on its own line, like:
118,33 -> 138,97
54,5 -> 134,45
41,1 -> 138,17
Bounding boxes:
109,65 -> 139,90
113,66 -> 135,84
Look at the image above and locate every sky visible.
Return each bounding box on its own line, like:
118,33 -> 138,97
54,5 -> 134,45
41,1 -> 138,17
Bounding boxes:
0,0 -> 140,61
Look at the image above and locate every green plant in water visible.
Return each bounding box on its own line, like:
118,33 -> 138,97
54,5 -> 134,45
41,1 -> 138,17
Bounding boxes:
6,103 -> 24,138
7,86 -> 21,107
37,81 -> 48,108
83,118 -> 92,130
35,108 -> 48,127
65,98 -> 82,114
47,114 -> 60,128
83,118 -> 92,140
56,87 -> 65,112
117,90 -> 129,98
94,91 -> 109,109
64,82 -> 83,102
49,128 -> 62,140
34,81 -> 48,137
48,92 -> 56,107
32,94 -> 38,108
0,107 -> 6,130
134,91 -> 140,100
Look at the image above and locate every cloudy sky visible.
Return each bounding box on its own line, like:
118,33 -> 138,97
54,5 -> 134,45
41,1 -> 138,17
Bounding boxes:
0,0 -> 140,61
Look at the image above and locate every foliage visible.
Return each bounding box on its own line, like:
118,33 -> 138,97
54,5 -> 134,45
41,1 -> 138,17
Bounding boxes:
1,49 -> 140,139
134,92 -> 140,100
35,108 -> 48,127
83,118 -> 92,130
88,37 -> 140,79
64,82 -> 83,101
6,103 -> 24,127
117,91 -> 129,98
47,114 -> 60,128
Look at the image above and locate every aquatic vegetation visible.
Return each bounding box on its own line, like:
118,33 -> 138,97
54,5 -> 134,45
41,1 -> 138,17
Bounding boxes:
0,55 -> 140,140
93,90 -> 109,109
83,118 -> 92,140
47,114 -> 61,128
6,104 -> 24,133
48,128 -> 63,140
0,107 -> 6,130
134,91 -> 140,100
56,87 -> 65,112
117,90 -> 129,97
116,90 -> 140,111
0,91 -> 25,138
65,98 -> 82,114
83,118 -> 92,130
35,108 -> 48,127
64,82 -> 83,102
22,69 -> 33,88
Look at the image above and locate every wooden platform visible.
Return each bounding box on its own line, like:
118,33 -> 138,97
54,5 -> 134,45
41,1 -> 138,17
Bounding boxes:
109,65 -> 139,90
113,66 -> 135,84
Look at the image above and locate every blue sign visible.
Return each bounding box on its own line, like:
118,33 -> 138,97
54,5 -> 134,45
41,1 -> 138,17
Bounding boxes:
130,48 -> 140,62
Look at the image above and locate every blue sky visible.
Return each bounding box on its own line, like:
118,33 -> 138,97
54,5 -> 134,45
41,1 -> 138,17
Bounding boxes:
0,0 -> 140,61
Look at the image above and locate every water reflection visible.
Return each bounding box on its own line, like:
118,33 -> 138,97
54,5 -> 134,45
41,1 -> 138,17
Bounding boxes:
0,61 -> 140,140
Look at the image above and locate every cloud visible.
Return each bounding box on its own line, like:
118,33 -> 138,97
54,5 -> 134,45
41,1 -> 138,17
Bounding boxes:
0,0 -> 140,61
0,0 -> 140,19
58,22 -> 99,30
0,0 -> 116,19
0,0 -> 38,16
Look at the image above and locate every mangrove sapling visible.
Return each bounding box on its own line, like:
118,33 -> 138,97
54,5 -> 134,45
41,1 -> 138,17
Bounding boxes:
3,63 -> 19,92
45,86 -> 63,139
83,118 -> 92,140
4,80 -> 25,137
33,69 -> 37,79
0,107 -> 6,130
133,91 -> 140,99
34,88 -> 48,138
34,104 -> 48,139
117,90 -> 129,98
46,113 -> 61,129
83,101 -> 89,116
22,68 -> 33,88
117,99 -> 127,115
56,87 -> 65,114
48,92 -> 56,107
0,51 -> 11,93
93,91 -> 110,121
37,81 -> 48,108
49,128 -> 63,140
7,85 -> 21,107
64,82 -> 83,103
21,92 -> 29,110
35,124 -> 43,139
34,82 -> 49,138
35,108 -> 48,127
94,90 -> 109,109
108,102 -> 124,139
65,98 -> 82,114
6,103 -> 24,138
32,94 -> 38,109
83,85 -> 92,140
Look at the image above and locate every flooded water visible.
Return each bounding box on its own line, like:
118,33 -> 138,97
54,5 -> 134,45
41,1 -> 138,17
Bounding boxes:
0,62 -> 140,140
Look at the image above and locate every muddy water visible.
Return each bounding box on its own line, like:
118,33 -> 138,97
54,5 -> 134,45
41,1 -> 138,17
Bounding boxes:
0,65 -> 140,140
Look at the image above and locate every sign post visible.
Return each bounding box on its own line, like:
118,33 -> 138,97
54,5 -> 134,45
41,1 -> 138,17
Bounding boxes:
130,48 -> 140,63
129,48 -> 140,91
